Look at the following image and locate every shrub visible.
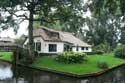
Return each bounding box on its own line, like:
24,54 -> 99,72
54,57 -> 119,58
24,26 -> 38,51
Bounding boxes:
95,50 -> 104,55
114,45 -> 125,59
18,48 -> 29,64
97,61 -> 109,69
55,51 -> 87,64
18,47 -> 37,63
93,42 -> 111,53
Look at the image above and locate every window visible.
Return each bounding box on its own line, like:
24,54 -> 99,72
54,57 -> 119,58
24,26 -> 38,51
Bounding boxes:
81,47 -> 85,50
86,47 -> 88,50
36,42 -> 41,51
76,46 -> 79,51
82,47 -> 88,50
64,44 -> 72,51
49,44 -> 57,52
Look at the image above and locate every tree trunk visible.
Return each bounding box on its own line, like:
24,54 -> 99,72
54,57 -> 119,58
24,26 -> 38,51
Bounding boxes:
28,10 -> 34,63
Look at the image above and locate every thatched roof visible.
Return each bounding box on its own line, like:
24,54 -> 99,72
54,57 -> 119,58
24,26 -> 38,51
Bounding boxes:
33,26 -> 91,47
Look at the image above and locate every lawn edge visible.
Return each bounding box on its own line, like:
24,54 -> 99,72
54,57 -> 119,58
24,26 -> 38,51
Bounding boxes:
0,58 -> 124,78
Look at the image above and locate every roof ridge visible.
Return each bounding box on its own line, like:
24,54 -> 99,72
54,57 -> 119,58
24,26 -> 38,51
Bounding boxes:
34,26 -> 73,34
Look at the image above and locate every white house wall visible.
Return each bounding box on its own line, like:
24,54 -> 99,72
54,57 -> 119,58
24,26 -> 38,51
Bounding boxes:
72,47 -> 92,52
24,37 -> 64,53
44,42 -> 64,53
34,37 -> 45,53
83,47 -> 92,52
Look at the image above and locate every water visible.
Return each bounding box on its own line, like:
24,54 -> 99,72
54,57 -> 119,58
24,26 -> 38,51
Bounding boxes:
0,62 -> 125,83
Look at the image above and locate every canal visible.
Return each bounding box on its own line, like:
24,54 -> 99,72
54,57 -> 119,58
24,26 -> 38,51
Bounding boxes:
0,61 -> 125,83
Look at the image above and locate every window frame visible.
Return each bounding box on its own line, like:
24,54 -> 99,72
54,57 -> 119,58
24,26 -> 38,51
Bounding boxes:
48,44 -> 57,52
36,42 -> 41,51
86,47 -> 88,50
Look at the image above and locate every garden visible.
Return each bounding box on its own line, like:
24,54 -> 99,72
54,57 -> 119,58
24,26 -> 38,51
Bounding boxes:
0,44 -> 125,75
32,45 -> 125,75
32,53 -> 125,75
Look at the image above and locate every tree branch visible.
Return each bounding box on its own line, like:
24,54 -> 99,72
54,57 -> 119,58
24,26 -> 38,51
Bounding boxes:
4,7 -> 29,20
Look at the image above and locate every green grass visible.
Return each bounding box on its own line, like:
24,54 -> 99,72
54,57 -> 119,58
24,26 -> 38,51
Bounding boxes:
0,52 -> 13,61
32,53 -> 125,75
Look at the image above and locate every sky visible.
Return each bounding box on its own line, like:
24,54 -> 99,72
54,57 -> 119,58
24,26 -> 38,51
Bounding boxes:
0,20 -> 28,38
0,0 -> 91,39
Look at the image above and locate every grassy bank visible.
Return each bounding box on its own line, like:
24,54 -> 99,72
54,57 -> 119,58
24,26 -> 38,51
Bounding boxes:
0,52 -> 13,61
0,52 -> 124,75
32,54 -> 125,75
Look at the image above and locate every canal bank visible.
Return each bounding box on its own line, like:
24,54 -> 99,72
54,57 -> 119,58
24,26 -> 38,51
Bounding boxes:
0,58 -> 125,78
1,61 -> 125,83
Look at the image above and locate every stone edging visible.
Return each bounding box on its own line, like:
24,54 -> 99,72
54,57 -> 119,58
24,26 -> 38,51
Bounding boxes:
0,59 -> 124,78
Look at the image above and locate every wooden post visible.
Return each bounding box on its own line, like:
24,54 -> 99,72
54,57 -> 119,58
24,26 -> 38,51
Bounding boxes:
12,46 -> 19,82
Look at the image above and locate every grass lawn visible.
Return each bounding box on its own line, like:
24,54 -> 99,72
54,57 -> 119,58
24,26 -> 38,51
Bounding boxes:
32,53 -> 125,75
0,52 -> 13,61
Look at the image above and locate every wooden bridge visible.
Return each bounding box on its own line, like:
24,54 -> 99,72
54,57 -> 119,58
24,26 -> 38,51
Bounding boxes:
0,43 -> 19,64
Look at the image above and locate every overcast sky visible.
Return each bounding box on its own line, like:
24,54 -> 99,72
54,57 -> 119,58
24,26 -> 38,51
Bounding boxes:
0,20 -> 28,38
0,0 -> 91,39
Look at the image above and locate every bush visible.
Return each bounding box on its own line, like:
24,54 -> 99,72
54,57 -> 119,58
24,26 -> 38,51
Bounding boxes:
114,45 -> 125,59
95,50 -> 104,55
55,51 -> 87,64
97,61 -> 109,69
93,42 -> 111,53
18,47 -> 29,64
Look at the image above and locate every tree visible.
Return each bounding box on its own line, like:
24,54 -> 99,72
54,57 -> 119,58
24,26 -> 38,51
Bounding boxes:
81,0 -> 122,49
33,6 -> 85,34
119,26 -> 125,44
88,0 -> 125,46
0,0 -> 84,62
14,34 -> 27,45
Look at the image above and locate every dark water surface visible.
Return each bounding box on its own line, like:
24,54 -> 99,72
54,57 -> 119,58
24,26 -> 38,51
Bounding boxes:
0,62 -> 125,83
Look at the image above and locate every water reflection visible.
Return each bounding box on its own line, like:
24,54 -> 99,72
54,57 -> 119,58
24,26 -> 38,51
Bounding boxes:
0,62 -> 125,83
0,62 -> 13,80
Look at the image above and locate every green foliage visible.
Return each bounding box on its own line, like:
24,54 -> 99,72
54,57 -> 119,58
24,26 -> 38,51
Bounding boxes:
119,28 -> 125,45
87,51 -> 104,55
55,51 -> 87,64
114,44 -> 125,59
97,61 -> 109,69
93,42 -> 111,53
18,47 -> 30,64
84,0 -> 121,49
14,35 -> 27,45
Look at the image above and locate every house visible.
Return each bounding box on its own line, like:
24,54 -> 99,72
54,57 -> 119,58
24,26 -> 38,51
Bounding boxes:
0,37 -> 14,44
0,37 -> 15,51
24,26 -> 92,53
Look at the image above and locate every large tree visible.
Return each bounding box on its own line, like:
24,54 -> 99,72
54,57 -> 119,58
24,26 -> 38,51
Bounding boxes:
82,0 -> 123,49
89,0 -> 125,45
0,0 -> 84,62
